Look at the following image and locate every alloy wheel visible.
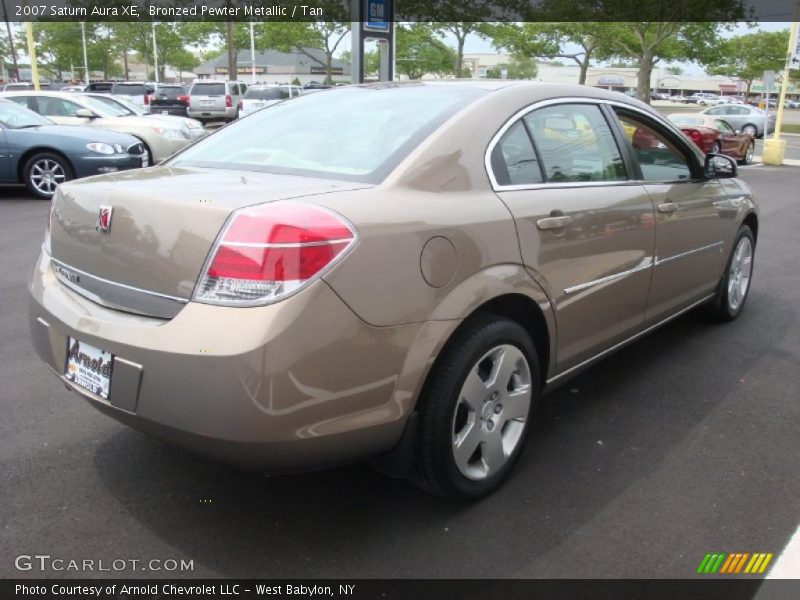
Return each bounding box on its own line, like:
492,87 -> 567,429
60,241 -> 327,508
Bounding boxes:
30,159 -> 66,196
727,236 -> 753,312
451,344 -> 532,481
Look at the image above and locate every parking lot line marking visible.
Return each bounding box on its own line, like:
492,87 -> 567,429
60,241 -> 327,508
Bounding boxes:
766,524 -> 800,578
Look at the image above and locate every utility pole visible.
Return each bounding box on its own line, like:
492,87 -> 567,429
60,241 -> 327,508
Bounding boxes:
763,0 -> 800,165
81,22 -> 89,86
24,22 -> 39,90
152,22 -> 159,83
226,21 -> 236,80
250,21 -> 256,84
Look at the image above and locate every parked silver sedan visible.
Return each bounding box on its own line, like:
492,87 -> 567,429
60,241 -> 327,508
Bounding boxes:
701,104 -> 776,138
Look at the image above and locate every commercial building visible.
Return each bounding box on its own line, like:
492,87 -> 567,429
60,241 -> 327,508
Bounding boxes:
193,49 -> 350,84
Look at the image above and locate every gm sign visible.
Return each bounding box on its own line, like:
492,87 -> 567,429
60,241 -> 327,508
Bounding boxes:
364,0 -> 390,32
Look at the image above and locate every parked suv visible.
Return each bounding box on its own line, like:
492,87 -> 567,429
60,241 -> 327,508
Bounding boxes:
111,81 -> 156,111
237,84 -> 303,118
187,80 -> 245,123
150,84 -> 191,117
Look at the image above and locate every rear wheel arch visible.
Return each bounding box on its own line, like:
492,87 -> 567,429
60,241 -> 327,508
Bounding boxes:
743,211 -> 758,244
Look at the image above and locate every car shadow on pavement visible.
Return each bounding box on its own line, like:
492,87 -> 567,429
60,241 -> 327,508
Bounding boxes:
92,289 -> 793,578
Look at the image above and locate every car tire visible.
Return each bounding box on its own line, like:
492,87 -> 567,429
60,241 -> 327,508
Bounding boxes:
414,314 -> 540,500
742,124 -> 758,137
705,225 -> 755,322
23,152 -> 74,200
739,141 -> 755,165
710,141 -> 722,155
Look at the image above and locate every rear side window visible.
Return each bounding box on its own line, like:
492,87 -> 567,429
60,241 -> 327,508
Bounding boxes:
524,104 -> 626,183
191,83 -> 225,96
491,121 -> 543,186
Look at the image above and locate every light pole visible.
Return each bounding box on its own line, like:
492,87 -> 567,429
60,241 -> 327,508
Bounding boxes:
250,21 -> 256,84
81,22 -> 89,86
152,22 -> 159,83
24,22 -> 39,90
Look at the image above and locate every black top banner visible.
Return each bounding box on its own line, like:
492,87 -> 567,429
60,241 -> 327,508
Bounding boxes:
1,0 -> 799,22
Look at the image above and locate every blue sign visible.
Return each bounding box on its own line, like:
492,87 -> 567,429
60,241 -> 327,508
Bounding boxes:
364,0 -> 390,32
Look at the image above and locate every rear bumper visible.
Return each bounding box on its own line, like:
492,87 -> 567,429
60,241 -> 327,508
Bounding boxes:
29,250 -> 423,471
187,107 -> 236,121
151,105 -> 188,117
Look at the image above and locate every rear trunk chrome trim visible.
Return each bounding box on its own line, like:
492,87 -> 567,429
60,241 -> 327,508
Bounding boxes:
50,256 -> 187,320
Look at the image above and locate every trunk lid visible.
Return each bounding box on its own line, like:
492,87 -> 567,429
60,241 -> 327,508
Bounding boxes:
49,166 -> 370,314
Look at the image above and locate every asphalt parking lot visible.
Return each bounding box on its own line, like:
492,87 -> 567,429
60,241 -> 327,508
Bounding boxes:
1,166 -> 799,579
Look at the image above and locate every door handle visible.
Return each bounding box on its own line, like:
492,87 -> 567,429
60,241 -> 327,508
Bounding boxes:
536,215 -> 573,230
657,202 -> 679,214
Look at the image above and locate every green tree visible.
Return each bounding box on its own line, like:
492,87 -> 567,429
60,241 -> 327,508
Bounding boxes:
488,23 -> 615,85
395,24 -> 456,80
665,65 -> 684,76
260,21 -> 348,84
702,29 -> 791,97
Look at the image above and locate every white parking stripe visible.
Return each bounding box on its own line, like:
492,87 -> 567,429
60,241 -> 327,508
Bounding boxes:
766,523 -> 800,578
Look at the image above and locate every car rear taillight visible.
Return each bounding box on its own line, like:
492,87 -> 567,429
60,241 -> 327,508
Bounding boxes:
194,203 -> 357,306
144,94 -> 152,105
225,95 -> 232,108
177,95 -> 189,104
685,129 -> 703,148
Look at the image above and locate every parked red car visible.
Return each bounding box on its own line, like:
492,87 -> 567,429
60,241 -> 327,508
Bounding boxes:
668,113 -> 755,164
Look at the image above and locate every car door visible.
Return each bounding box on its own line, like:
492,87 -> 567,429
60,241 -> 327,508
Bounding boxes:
491,101 -> 656,372
714,118 -> 745,157
609,108 -> 731,324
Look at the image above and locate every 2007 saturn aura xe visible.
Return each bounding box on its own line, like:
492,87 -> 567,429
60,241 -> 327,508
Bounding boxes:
29,82 -> 757,499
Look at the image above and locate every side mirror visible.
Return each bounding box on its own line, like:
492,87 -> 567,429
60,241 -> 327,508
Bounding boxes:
705,153 -> 738,179
74,108 -> 96,119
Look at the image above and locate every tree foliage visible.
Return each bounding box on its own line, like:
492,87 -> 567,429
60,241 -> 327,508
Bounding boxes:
702,29 -> 791,95
396,24 -> 456,80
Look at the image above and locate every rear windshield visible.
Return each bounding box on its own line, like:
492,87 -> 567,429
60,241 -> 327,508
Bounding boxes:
191,83 -> 225,96
244,87 -> 288,100
155,86 -> 184,100
114,83 -> 151,96
171,85 -> 485,183
86,82 -> 114,92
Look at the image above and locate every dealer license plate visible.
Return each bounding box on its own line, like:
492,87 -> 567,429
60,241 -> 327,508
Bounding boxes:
65,338 -> 113,399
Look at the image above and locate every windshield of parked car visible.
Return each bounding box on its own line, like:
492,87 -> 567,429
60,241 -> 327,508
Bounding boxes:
77,95 -> 130,117
86,94 -> 139,116
244,87 -> 288,100
170,85 -> 485,183
0,100 -> 53,128
669,115 -> 706,126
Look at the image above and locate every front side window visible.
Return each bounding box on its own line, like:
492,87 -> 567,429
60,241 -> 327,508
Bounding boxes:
36,97 -> 82,117
524,104 -> 626,183
491,121 -> 543,186
614,112 -> 693,182
715,119 -> 735,133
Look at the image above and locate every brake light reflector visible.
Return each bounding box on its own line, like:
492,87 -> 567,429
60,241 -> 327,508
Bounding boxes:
177,95 -> 189,103
194,203 -> 356,306
225,95 -> 232,108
